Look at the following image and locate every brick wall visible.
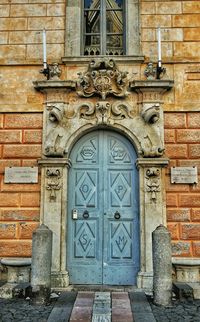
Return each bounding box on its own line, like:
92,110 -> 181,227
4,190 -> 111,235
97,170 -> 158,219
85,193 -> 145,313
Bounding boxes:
141,0 -> 200,60
0,0 -> 65,63
165,112 -> 200,257
0,113 -> 42,257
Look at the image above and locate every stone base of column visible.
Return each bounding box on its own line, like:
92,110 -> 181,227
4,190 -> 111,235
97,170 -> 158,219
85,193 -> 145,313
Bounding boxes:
137,271 -> 153,290
51,271 -> 69,288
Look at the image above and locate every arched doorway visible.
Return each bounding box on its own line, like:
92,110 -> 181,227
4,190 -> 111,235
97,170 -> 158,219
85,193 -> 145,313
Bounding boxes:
67,130 -> 140,285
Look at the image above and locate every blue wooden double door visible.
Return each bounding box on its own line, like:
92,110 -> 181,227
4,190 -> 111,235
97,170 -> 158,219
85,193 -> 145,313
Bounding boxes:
67,130 -> 139,285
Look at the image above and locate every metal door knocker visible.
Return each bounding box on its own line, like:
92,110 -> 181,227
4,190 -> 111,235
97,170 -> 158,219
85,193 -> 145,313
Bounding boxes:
83,210 -> 89,219
114,211 -> 121,220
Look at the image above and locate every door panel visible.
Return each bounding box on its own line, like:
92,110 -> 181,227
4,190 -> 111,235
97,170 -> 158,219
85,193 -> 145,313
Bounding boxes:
67,130 -> 139,285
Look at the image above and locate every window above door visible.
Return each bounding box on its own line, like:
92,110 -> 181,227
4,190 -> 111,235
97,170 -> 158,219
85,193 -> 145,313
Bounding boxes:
64,0 -> 143,62
84,0 -> 124,56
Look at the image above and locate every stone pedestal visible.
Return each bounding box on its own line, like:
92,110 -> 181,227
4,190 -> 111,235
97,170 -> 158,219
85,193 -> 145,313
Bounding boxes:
31,224 -> 52,304
0,258 -> 31,283
152,225 -> 172,306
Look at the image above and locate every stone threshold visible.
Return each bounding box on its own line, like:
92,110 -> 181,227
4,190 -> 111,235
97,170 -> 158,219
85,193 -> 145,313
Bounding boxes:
47,291 -> 156,322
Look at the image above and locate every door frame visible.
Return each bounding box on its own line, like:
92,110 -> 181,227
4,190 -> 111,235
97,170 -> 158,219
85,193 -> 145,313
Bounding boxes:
39,124 -> 168,290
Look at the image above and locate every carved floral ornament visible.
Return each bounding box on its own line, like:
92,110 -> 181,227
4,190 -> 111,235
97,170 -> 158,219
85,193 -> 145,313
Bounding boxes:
76,58 -> 129,100
145,168 -> 161,202
46,168 -> 62,202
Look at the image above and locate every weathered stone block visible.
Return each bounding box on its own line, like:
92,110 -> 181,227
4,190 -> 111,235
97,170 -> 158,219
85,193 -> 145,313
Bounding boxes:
0,18 -> 27,30
191,209 -> 200,222
18,222 -> 39,239
174,42 -> 200,57
3,144 -> 42,158
177,129 -> 200,143
20,192 -> 40,207
165,144 -> 188,158
0,31 -> 8,45
0,160 -> 21,174
0,193 -> 20,207
28,17 -> 64,30
0,241 -> 32,257
0,130 -> 22,143
156,2 -> 182,14
27,43 -> 64,60
142,14 -> 172,28
184,28 -> 200,41
142,28 -> 155,42
24,130 -> 42,143
0,209 -> 39,222
162,28 -> 183,41
141,2 -> 155,14
0,223 -> 16,239
171,241 -> 191,256
10,4 -> 46,17
189,144 -> 200,158
167,223 -> 179,240
166,193 -> 178,207
181,224 -> 200,240
183,1 -> 200,13
164,112 -> 187,128
0,5 -> 9,17
167,208 -> 190,222
4,114 -> 42,128
180,194 -> 200,207
188,112 -> 200,128
47,4 -> 65,16
164,129 -> 175,143
0,45 -> 26,59
142,41 -> 173,58
173,14 -> 200,27
193,242 -> 200,256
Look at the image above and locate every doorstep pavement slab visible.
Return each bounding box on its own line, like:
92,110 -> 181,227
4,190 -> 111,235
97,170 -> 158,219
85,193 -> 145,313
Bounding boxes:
47,290 -> 156,322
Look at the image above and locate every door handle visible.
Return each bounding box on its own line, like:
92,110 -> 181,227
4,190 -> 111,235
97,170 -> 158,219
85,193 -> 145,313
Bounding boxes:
83,210 -> 89,219
114,211 -> 121,220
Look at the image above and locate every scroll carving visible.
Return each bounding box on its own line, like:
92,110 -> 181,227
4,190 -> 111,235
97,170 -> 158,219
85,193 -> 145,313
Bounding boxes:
46,168 -> 62,202
141,103 -> 160,124
146,168 -> 160,202
76,58 -> 128,100
78,101 -> 132,125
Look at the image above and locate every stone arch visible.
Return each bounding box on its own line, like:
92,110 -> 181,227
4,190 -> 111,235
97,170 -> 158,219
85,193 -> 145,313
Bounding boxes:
65,123 -> 142,158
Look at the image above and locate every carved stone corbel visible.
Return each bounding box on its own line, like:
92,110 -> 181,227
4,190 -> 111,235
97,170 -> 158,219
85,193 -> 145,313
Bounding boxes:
145,168 -> 161,202
46,168 -> 62,202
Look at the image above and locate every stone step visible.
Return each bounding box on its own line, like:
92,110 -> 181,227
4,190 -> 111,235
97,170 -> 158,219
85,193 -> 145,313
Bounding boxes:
173,282 -> 200,300
173,282 -> 194,300
0,282 -> 31,299
47,291 -> 156,322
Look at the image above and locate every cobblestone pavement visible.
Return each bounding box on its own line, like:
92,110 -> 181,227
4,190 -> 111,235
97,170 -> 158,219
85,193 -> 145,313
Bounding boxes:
148,296 -> 200,322
0,298 -> 55,322
0,294 -> 200,322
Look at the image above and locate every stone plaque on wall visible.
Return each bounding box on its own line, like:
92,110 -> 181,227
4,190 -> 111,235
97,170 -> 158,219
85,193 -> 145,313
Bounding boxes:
4,167 -> 38,183
171,167 -> 198,184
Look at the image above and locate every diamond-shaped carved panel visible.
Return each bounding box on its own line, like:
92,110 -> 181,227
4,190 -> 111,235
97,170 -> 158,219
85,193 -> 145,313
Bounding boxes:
75,171 -> 97,207
110,172 -> 131,207
110,222 -> 132,259
74,221 -> 96,258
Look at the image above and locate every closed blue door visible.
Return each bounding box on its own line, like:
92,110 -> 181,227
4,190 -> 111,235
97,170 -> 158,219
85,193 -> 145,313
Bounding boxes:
67,131 -> 139,285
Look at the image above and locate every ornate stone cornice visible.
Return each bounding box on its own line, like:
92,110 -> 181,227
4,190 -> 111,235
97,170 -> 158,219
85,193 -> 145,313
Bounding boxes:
136,158 -> 169,169
130,80 -> 174,94
33,80 -> 76,92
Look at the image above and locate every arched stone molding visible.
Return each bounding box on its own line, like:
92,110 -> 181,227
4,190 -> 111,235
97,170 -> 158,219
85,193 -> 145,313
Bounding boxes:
34,58 -> 173,289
